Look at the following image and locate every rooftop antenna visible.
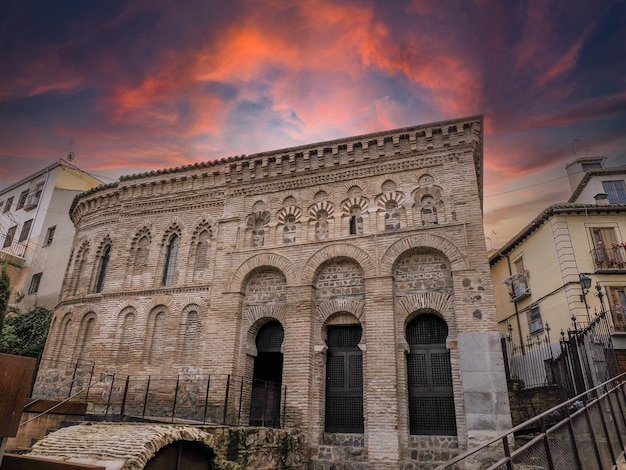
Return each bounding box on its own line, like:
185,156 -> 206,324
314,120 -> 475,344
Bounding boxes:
571,138 -> 580,157
67,137 -> 75,162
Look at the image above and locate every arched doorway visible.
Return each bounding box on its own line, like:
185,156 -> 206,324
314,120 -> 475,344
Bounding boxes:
250,321 -> 284,427
144,440 -> 216,470
325,324 -> 364,433
406,313 -> 456,435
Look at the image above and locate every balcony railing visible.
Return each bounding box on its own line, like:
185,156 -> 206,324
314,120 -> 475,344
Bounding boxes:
504,270 -> 531,302
591,245 -> 626,271
0,240 -> 27,259
609,307 -> 626,333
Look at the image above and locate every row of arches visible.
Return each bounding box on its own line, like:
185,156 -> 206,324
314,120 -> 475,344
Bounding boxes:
65,221 -> 214,296
49,303 -> 204,367
248,312 -> 455,436
245,184 -> 446,247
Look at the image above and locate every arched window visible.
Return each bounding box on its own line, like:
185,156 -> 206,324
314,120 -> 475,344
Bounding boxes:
95,245 -> 110,293
162,234 -> 179,286
72,245 -> 89,295
421,195 -> 438,225
117,312 -> 135,365
134,236 -> 150,272
252,219 -> 265,247
180,310 -> 200,363
283,214 -> 296,243
195,230 -> 210,271
406,313 -> 456,435
315,209 -> 329,241
145,309 -> 166,365
349,206 -> 363,235
75,315 -> 96,362
56,315 -> 72,363
385,200 -> 400,230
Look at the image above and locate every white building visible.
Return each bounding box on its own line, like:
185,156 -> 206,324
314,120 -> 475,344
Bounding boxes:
0,159 -> 101,310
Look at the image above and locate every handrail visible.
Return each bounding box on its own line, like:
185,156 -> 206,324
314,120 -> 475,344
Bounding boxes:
437,372 -> 626,469
20,374 -> 112,427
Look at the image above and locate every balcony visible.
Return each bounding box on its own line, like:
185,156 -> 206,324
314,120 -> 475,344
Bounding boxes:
505,271 -> 531,302
610,308 -> 626,333
591,245 -> 626,272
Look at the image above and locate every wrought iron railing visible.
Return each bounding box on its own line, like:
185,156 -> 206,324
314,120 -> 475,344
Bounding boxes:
437,373 -> 626,469
590,246 -> 626,271
609,307 -> 626,332
502,309 -> 619,400
504,271 -> 531,302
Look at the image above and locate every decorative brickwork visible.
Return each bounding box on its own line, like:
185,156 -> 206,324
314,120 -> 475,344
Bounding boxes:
34,116 -> 510,469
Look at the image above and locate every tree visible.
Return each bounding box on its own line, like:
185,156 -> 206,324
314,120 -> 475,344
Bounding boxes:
0,264 -> 10,339
0,306 -> 52,358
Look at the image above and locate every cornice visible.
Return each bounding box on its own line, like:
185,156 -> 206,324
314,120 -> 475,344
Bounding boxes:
70,116 -> 483,222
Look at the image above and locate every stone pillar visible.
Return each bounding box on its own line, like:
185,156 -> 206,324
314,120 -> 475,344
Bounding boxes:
364,275 -> 400,466
458,331 -> 512,446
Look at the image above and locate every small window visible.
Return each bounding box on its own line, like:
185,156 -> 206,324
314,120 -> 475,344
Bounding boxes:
95,245 -> 111,293
162,234 -> 179,286
16,189 -> 29,209
18,219 -> 33,242
528,306 -> 543,334
349,206 -> 363,235
582,162 -> 602,172
513,257 -> 526,274
44,226 -> 56,246
3,225 -> 17,248
3,196 -> 13,213
602,181 -> 626,204
28,272 -> 42,294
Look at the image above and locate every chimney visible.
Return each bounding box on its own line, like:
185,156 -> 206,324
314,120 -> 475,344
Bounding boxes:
594,193 -> 610,205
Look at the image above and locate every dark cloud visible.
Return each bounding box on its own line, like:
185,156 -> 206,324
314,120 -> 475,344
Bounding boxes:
1,0 -> 625,244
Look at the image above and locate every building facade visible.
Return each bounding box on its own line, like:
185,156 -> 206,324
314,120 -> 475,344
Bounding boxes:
0,160 -> 101,311
490,156 -> 626,386
36,116 -> 510,468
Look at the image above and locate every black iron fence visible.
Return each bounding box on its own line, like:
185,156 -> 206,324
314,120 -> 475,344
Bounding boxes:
438,373 -> 626,469
31,367 -> 287,428
502,308 -> 619,400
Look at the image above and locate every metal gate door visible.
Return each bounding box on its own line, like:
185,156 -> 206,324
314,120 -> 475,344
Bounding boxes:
325,325 -> 364,433
407,313 -> 456,435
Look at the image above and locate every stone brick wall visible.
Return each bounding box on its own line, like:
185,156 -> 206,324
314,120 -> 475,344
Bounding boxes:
27,423 -> 304,470
34,116 -> 511,468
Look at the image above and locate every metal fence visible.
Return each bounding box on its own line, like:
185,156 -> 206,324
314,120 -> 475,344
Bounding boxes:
502,308 -> 619,399
438,373 -> 626,469
31,365 -> 287,428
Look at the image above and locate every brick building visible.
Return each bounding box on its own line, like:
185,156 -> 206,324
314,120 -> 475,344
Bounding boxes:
35,116 -> 510,468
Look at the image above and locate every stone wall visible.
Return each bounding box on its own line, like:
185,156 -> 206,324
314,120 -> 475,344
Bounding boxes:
27,423 -> 304,470
34,116 -> 510,468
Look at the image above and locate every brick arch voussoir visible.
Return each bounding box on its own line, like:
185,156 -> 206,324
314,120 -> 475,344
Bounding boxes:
229,253 -> 297,292
316,298 -> 365,324
381,234 -> 468,274
243,304 -> 288,327
397,293 -> 454,324
145,295 -> 176,315
302,243 -> 376,284
126,426 -> 215,469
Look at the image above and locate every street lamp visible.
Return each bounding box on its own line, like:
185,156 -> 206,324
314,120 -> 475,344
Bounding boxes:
579,274 -> 592,322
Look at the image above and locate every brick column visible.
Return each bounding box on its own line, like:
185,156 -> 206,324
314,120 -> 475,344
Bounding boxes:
364,275 -> 400,466
282,285 -> 315,431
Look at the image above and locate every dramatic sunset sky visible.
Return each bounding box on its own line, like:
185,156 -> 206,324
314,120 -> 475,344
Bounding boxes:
1,0 -> 625,246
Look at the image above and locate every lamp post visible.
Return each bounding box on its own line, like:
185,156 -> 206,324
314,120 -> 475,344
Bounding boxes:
579,273 -> 592,322
595,281 -> 607,313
